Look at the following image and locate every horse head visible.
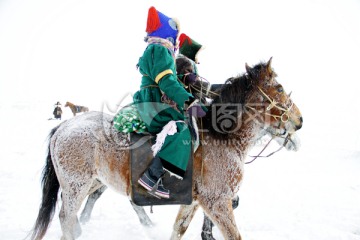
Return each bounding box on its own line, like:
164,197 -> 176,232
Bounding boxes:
244,57 -> 302,135
64,102 -> 69,107
206,57 -> 303,151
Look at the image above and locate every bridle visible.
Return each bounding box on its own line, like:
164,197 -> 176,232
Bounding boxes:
186,73 -> 296,165
257,86 -> 294,123
245,86 -> 294,125
244,86 -> 295,164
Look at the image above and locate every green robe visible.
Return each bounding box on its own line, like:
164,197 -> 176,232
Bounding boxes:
133,44 -> 193,177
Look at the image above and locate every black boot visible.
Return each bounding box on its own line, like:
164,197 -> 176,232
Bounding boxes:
138,156 -> 170,199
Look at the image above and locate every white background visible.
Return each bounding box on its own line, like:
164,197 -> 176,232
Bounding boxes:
0,0 -> 359,239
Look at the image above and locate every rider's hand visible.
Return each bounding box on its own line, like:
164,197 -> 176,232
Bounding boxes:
186,99 -> 206,118
182,73 -> 198,86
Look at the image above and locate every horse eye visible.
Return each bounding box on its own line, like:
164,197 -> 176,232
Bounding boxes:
277,87 -> 284,93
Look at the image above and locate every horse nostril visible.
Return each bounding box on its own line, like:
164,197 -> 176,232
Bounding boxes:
295,116 -> 303,130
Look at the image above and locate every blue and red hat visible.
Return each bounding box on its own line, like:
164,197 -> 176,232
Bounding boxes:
145,6 -> 180,46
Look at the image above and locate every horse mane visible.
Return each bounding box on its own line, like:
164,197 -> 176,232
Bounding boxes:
202,61 -> 270,140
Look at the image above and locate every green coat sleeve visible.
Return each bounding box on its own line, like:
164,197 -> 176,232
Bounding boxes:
138,44 -> 193,107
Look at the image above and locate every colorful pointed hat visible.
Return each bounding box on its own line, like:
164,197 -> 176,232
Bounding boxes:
145,6 -> 180,45
179,33 -> 204,64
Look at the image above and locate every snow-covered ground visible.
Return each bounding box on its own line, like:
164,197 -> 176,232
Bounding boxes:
1,0 -> 360,239
0,99 -> 359,240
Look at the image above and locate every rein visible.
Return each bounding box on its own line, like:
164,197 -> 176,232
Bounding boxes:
245,133 -> 290,164
188,76 -> 221,100
177,72 -> 220,102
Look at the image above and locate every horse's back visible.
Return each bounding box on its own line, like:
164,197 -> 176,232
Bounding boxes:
53,111 -> 113,142
50,111 -> 131,194
51,111 -> 110,169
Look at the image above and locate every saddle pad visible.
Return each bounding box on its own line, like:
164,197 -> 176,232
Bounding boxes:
113,104 -> 147,133
130,132 -> 193,206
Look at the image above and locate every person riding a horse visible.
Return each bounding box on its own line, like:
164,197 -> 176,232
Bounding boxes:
176,33 -> 222,103
176,33 -> 203,86
176,33 -> 207,102
134,6 -> 206,199
175,33 -> 209,151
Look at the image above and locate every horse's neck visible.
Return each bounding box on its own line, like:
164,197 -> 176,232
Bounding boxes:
201,119 -> 261,162
231,120 -> 262,160
215,120 -> 261,161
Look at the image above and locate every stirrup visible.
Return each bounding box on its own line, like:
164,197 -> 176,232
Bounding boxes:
148,177 -> 164,199
138,172 -> 169,199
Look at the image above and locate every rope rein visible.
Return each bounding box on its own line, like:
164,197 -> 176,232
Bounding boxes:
192,76 -> 221,98
245,133 -> 291,164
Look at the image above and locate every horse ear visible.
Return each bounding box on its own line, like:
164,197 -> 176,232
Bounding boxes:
245,63 -> 251,73
266,57 -> 273,73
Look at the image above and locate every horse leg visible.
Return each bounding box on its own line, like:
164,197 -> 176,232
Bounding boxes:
80,183 -> 152,226
59,182 -> 93,240
200,195 -> 239,240
80,185 -> 108,224
170,202 -> 199,240
199,197 -> 241,240
201,213 -> 215,240
129,200 -> 153,227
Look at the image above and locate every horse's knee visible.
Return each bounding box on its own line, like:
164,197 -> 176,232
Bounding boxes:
200,198 -> 241,240
130,201 -> 153,227
171,203 -> 199,239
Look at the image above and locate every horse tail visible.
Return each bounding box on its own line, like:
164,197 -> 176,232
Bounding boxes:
30,125 -> 61,240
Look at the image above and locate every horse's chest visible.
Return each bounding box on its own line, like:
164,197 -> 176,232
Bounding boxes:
201,150 -> 243,189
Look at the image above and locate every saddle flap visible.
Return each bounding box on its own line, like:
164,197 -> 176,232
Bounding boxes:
130,133 -> 193,206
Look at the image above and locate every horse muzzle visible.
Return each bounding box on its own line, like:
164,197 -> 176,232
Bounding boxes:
295,116 -> 303,130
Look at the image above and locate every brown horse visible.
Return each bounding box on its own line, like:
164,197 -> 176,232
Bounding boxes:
30,58 -> 302,240
65,101 -> 89,116
78,55 -> 244,240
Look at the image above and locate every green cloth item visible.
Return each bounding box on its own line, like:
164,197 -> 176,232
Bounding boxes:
134,44 -> 193,133
113,105 -> 147,133
133,43 -> 193,176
